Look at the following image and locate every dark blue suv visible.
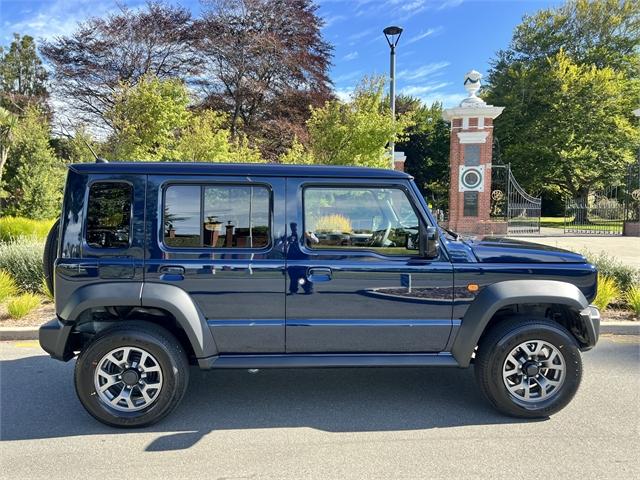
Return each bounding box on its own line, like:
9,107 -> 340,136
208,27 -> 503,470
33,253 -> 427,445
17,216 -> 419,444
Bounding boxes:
39,162 -> 600,427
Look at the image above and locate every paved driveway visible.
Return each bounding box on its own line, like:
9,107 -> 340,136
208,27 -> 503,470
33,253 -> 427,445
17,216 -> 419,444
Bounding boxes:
1,336 -> 639,480
513,235 -> 640,268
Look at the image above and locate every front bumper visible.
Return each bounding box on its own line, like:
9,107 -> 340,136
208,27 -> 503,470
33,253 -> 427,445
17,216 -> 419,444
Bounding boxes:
579,305 -> 600,351
39,318 -> 75,361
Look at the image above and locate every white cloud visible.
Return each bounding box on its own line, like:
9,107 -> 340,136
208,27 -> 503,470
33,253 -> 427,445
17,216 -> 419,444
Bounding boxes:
438,0 -> 464,11
333,70 -> 363,84
405,27 -> 443,45
334,87 -> 353,102
322,14 -> 347,29
397,61 -> 450,81
402,0 -> 426,11
400,82 -> 451,96
419,92 -> 467,108
343,51 -> 359,61
1,0 -> 144,44
348,28 -> 374,41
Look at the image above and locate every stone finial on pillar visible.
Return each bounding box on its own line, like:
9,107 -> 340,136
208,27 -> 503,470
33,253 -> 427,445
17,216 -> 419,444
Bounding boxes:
442,70 -> 505,235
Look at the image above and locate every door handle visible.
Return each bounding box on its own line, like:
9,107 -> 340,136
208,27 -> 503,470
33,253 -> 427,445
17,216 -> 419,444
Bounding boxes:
307,267 -> 332,282
159,265 -> 185,280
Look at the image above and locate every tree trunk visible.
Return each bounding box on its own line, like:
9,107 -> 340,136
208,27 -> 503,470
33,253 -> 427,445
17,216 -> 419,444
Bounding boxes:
572,186 -> 590,224
0,147 -> 8,182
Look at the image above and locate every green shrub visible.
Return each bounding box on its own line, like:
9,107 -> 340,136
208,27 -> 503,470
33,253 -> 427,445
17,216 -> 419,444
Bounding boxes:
593,274 -> 620,311
585,251 -> 640,293
6,293 -> 42,319
626,286 -> 640,316
0,238 -> 45,293
0,270 -> 18,302
40,277 -> 54,301
0,216 -> 55,242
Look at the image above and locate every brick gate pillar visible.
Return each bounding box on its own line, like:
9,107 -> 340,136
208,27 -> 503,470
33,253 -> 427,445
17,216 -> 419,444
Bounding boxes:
442,70 -> 506,235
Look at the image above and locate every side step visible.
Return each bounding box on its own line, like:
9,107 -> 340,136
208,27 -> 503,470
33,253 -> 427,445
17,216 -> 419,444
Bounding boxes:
199,353 -> 459,369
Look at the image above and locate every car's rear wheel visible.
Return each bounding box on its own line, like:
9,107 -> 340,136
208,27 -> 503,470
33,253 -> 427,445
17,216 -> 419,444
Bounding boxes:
474,317 -> 582,418
74,322 -> 189,428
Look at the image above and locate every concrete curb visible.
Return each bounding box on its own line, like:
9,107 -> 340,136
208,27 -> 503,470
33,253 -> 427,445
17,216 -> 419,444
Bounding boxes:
1,321 -> 638,342
0,327 -> 41,341
600,321 -> 640,336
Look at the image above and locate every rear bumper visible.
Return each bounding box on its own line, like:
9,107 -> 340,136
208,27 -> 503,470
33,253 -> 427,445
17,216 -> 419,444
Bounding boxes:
39,318 -> 75,361
579,305 -> 600,351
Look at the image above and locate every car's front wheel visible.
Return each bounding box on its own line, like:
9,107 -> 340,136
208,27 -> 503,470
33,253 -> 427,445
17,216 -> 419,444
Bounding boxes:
74,322 -> 189,428
474,317 -> 582,418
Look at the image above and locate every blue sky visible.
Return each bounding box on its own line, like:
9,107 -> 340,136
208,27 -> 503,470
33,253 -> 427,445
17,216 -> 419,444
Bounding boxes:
1,0 -> 560,107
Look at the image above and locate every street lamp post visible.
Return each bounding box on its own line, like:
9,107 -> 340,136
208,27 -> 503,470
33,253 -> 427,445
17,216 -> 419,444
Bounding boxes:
383,25 -> 403,169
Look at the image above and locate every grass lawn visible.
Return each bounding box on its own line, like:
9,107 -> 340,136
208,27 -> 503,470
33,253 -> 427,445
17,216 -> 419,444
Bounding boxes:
540,217 -> 565,229
540,216 -> 623,229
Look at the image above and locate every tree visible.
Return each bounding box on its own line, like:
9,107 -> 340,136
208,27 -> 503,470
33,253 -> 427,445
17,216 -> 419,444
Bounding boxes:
105,75 -> 263,163
197,0 -> 333,157
0,34 -> 49,114
174,109 -> 263,163
40,1 -> 201,130
278,136 -> 315,165
485,0 -> 640,198
106,76 -> 191,160
174,110 -> 232,162
1,107 -> 65,218
499,52 -> 637,198
304,77 -> 412,168
51,125 -> 100,164
499,0 -> 639,78
396,101 -> 450,210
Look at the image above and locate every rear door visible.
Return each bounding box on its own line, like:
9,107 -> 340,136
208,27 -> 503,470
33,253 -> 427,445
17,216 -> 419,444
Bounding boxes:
285,178 -> 453,353
145,175 -> 286,353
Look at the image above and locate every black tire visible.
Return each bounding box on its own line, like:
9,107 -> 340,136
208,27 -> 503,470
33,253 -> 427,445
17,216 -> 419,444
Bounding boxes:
474,317 -> 582,418
74,322 -> 189,428
43,218 -> 60,296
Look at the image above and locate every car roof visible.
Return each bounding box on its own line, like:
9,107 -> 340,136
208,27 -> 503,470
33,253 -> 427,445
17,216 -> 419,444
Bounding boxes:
69,161 -> 412,179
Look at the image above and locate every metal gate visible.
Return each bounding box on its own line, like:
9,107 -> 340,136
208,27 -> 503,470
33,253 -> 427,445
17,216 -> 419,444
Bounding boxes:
564,186 -> 625,235
491,164 -> 541,235
563,161 -> 639,236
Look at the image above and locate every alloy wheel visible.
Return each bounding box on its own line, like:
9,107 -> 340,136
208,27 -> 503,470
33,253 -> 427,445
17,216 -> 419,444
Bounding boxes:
502,340 -> 565,404
93,346 -> 164,412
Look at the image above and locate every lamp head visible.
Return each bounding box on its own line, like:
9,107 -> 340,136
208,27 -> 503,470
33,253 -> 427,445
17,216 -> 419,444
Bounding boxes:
383,26 -> 403,47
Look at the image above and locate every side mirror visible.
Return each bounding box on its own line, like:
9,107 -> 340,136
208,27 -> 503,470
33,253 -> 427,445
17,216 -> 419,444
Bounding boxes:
420,225 -> 439,259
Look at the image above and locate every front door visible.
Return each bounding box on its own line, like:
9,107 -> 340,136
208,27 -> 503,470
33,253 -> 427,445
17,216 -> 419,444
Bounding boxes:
145,175 -> 286,353
285,178 -> 454,353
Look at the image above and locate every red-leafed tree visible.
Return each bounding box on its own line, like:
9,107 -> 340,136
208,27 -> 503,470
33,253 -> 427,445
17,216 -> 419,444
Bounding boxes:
196,0 -> 333,159
40,1 -> 202,130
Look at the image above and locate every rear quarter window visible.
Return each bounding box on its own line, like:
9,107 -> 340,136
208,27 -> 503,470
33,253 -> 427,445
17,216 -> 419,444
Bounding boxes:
86,182 -> 132,249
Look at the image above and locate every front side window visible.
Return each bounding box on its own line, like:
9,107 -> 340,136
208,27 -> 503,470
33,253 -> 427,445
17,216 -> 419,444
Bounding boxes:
303,186 -> 421,256
164,184 -> 270,249
86,182 -> 132,249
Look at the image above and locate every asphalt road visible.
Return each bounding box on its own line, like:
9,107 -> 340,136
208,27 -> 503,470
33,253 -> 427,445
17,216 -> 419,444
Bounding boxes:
1,335 -> 639,480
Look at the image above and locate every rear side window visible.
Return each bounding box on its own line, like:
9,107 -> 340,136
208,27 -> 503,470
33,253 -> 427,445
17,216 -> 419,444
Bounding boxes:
163,184 -> 270,249
86,182 -> 132,249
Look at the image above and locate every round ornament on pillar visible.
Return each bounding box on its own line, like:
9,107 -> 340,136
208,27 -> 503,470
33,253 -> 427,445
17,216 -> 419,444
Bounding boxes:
459,165 -> 485,192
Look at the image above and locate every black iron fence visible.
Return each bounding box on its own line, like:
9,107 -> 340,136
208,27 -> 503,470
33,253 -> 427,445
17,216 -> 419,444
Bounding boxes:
564,162 -> 639,236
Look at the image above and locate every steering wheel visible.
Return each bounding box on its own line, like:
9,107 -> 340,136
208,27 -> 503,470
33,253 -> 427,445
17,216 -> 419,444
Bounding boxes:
368,223 -> 392,248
